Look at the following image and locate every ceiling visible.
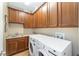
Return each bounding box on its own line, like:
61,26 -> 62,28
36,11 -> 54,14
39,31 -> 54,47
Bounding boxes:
7,2 -> 45,13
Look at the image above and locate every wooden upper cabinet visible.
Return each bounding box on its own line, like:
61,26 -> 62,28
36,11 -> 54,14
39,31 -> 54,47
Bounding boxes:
41,3 -> 48,27
61,2 -> 78,27
48,2 -> 58,27
35,3 -> 48,28
18,11 -> 25,24
8,8 -> 18,23
35,8 -> 42,28
8,8 -> 24,24
8,2 -> 78,28
33,11 -> 38,28
24,13 -> 34,28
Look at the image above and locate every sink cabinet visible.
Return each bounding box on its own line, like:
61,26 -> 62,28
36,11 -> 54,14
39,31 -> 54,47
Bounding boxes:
6,36 -> 29,56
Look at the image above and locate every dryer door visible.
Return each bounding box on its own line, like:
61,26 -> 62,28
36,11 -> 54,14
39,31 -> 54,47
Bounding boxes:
29,41 -> 33,56
29,38 -> 38,56
29,40 -> 36,56
30,42 -> 33,54
38,49 -> 48,56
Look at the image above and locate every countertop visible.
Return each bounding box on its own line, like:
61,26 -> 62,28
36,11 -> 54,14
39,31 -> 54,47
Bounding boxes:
5,34 -> 38,39
5,35 -> 29,39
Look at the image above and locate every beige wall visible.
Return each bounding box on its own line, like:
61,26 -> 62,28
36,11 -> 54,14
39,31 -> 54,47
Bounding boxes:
3,3 -> 8,54
0,3 -> 5,53
8,23 -> 24,35
24,29 -> 33,35
33,28 -> 78,56
7,23 -> 33,35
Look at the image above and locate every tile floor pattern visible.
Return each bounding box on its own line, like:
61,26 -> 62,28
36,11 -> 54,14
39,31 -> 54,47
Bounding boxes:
13,50 -> 29,56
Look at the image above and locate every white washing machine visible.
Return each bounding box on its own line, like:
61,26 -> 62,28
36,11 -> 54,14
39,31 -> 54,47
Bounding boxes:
46,44 -> 72,56
37,37 -> 72,56
29,37 -> 38,56
35,40 -> 48,56
40,38 -> 72,56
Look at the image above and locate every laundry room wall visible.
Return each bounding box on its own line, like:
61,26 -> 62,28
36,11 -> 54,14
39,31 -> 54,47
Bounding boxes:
7,23 -> 33,35
24,29 -> 33,35
0,3 -> 5,54
3,2 -> 8,55
8,23 -> 24,35
33,28 -> 78,56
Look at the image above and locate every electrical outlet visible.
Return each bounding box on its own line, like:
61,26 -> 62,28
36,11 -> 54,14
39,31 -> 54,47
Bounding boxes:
55,32 -> 65,39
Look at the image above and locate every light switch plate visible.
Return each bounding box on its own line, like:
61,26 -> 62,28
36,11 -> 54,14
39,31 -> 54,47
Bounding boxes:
55,32 -> 65,39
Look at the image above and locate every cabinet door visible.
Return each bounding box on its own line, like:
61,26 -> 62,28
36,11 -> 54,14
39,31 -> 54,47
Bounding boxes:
8,8 -> 17,23
24,36 -> 29,49
40,3 -> 48,27
48,2 -> 58,27
24,13 -> 34,28
35,3 -> 48,28
17,37 -> 29,52
18,11 -> 25,24
61,2 -> 78,27
17,38 -> 25,52
33,10 -> 39,28
6,39 -> 17,56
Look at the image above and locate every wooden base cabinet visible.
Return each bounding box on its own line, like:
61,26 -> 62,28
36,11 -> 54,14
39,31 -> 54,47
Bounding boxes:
6,36 -> 29,56
6,39 -> 17,56
17,37 -> 29,52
